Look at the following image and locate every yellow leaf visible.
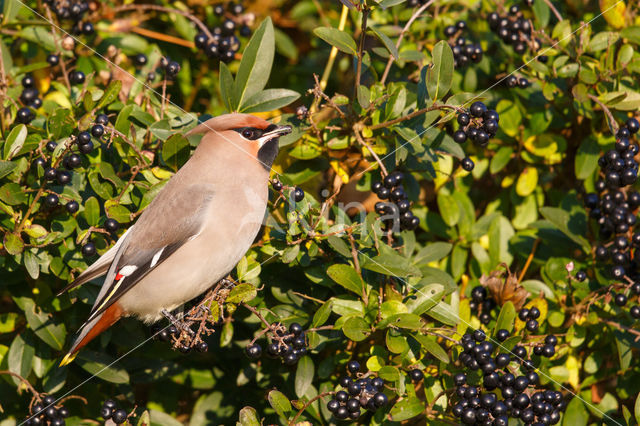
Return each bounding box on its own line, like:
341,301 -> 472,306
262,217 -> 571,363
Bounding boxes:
524,134 -> 567,159
516,167 -> 538,197
24,223 -> 47,239
330,160 -> 350,184
44,92 -> 71,109
366,355 -> 385,371
434,155 -> 453,190
501,175 -> 515,188
566,355 -> 580,390
600,0 -> 626,29
151,166 -> 174,180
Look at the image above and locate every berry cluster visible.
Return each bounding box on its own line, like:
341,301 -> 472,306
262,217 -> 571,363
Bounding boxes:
487,5 -> 536,55
453,101 -> 500,172
469,286 -> 497,325
453,329 -> 566,425
24,396 -> 69,426
101,400 -> 128,425
159,57 -> 181,80
32,113 -> 120,256
533,334 -> 558,358
517,306 -> 540,333
504,74 -> 530,89
42,0 -> 94,35
16,75 -> 41,124
193,2 -> 251,63
445,21 -> 483,69
327,361 -> 389,420
582,118 -> 640,279
270,179 -> 305,203
245,322 -> 308,365
154,323 -> 209,353
372,171 -> 420,231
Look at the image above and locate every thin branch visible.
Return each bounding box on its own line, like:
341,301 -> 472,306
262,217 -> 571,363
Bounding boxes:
310,5 -> 350,113
111,4 -> 214,41
354,6 -> 369,93
0,371 -> 41,400
44,6 -> 72,93
353,124 -> 388,176
289,391 -> 335,425
588,94 -> 619,135
369,103 -> 462,130
518,238 -> 540,284
542,0 -> 564,22
380,0 -> 435,85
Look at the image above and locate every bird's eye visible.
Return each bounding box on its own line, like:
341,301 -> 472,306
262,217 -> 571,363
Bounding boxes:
242,129 -> 255,139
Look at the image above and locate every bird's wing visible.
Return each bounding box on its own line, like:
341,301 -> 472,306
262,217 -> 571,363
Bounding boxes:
57,227 -> 135,296
81,183 -> 216,325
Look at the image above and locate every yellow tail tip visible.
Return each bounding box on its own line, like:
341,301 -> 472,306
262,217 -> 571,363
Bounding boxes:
59,352 -> 77,367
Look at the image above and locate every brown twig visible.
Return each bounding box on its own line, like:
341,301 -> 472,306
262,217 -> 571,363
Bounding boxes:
354,6 -> 369,93
518,238 -> 540,284
353,124 -> 388,176
542,0 -> 564,22
111,4 -> 214,41
380,0 -> 435,85
369,103 -> 462,131
588,94 -> 619,135
0,370 -> 41,400
289,391 -> 335,425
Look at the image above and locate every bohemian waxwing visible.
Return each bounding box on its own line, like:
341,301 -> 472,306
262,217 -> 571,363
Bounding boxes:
59,113 -> 291,365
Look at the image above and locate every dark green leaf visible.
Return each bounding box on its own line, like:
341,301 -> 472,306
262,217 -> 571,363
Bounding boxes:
8,332 -> 35,386
0,160 -> 17,179
494,301 -> 516,334
96,80 -> 122,110
3,124 -> 27,160
235,18 -> 275,110
219,62 -> 236,111
294,356 -> 314,397
162,134 -> 190,171
342,316 -> 370,341
369,26 -> 398,59
76,350 -> 130,383
239,88 -> 300,113
390,397 -> 424,421
23,299 -> 66,351
426,41 -> 454,101
313,27 -> 357,55
326,264 -> 364,295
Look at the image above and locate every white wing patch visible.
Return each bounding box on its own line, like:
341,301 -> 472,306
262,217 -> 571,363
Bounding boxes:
150,248 -> 165,268
119,264 -> 138,276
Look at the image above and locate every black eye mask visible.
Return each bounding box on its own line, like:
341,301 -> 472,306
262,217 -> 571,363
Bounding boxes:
232,127 -> 264,140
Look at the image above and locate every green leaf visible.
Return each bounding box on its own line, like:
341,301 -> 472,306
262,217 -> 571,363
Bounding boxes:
23,299 -> 66,351
313,27 -> 357,55
219,62 -> 236,111
390,396 -> 424,421
515,167 -> 538,197
312,301 -> 332,327
488,216 -> 514,267
267,390 -> 292,419
342,316 -> 370,341
563,397 -> 589,425
437,192 -> 459,227
494,301 -> 516,334
3,124 -> 27,160
235,18 -> 275,110
75,350 -> 130,383
0,160 -> 17,179
426,41 -> 454,101
239,88 -> 300,113
83,196 -> 100,227
162,134 -> 190,171
369,26 -> 398,59
326,264 -> 364,295
539,207 -> 590,253
294,356 -> 314,397
405,283 -> 444,315
574,136 -> 600,179
3,232 -> 23,255
137,411 -> 150,426
19,26 -> 57,52
96,80 -> 122,110
225,284 -> 257,304
8,332 -> 34,386
237,407 -> 261,426
635,393 -> 640,424
427,301 -> 459,326
414,242 -> 452,264
412,334 -> 450,363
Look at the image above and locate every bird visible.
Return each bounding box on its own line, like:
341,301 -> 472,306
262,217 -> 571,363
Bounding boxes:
58,113 -> 291,366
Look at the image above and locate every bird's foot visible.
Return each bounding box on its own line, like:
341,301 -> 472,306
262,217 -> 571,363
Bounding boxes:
161,309 -> 195,336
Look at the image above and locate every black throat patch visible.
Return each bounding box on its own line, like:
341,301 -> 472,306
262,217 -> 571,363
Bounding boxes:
257,138 -> 280,170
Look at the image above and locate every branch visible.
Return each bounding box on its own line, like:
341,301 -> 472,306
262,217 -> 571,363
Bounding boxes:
354,6 -> 369,93
0,370 -> 41,400
44,6 -> 72,93
369,103 -> 461,130
380,0 -> 435,85
588,94 -> 619,135
542,0 -> 564,22
111,4 -> 214,41
353,124 -> 388,176
289,391 -> 335,425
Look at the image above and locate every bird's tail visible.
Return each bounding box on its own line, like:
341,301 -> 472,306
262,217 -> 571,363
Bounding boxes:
59,303 -> 123,366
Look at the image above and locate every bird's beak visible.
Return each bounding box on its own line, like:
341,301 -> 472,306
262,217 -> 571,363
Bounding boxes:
258,124 -> 292,148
